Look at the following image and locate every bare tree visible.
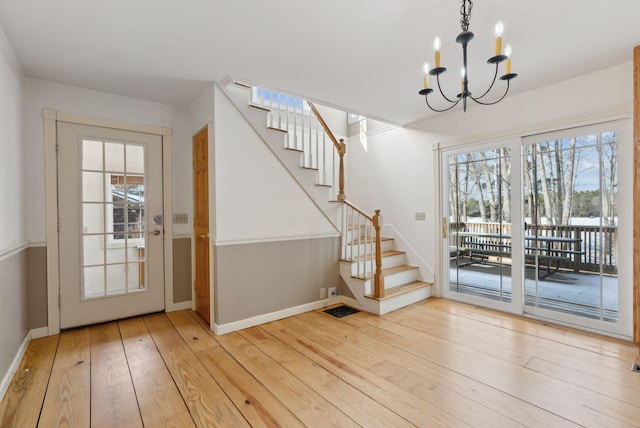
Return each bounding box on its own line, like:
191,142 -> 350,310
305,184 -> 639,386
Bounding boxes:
560,138 -> 577,225
499,147 -> 511,222
479,151 -> 498,221
536,144 -> 553,223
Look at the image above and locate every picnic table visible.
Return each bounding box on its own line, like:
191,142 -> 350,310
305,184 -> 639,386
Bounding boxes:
450,231 -> 584,279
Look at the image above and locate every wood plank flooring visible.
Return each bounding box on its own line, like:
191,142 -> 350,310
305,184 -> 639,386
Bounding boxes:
1,298 -> 639,427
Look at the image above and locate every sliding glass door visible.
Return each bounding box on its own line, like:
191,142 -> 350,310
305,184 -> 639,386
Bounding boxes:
440,120 -> 632,337
442,141 -> 523,314
522,123 -> 631,335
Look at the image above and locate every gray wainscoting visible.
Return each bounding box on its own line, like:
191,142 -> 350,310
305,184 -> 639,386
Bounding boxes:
27,246 -> 48,329
214,236 -> 340,324
173,237 -> 192,304
0,249 -> 29,384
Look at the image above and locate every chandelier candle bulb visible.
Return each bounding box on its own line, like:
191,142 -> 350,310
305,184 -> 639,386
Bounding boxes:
494,21 -> 503,55
433,37 -> 441,67
505,45 -> 512,75
423,62 -> 430,88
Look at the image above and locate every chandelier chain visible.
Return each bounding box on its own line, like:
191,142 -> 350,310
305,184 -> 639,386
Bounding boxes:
460,0 -> 473,32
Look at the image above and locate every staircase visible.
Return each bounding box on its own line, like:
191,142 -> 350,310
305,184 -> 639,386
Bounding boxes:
339,205 -> 432,314
220,78 -> 432,315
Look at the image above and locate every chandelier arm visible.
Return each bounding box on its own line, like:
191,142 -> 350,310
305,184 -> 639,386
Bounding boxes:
424,94 -> 462,112
470,62 -> 499,101
436,73 -> 459,104
470,78 -> 511,106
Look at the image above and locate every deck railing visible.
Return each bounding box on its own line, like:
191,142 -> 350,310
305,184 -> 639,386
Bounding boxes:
451,221 -> 618,273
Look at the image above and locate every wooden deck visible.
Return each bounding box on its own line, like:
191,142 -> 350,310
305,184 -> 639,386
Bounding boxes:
1,299 -> 639,427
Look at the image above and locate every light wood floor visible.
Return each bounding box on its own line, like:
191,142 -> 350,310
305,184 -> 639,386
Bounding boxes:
1,298 -> 640,427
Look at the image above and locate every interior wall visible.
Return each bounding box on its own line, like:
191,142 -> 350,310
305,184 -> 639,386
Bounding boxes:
215,237 -> 340,324
25,78 -> 193,243
0,23 -> 28,389
210,84 -> 340,325
212,85 -> 337,242
347,61 -> 633,301
24,79 -> 194,307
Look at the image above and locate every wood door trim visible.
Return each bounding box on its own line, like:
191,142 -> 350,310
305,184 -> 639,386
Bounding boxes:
193,126 -> 211,324
633,46 -> 640,344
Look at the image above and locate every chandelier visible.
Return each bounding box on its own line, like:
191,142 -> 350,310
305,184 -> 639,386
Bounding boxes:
418,0 -> 517,112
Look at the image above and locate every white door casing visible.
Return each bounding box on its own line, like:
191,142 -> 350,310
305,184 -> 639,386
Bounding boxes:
44,110 -> 174,334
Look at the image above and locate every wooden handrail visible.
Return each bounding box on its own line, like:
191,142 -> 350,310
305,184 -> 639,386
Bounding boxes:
342,200 -> 373,221
308,102 -> 341,151
309,102 -> 346,201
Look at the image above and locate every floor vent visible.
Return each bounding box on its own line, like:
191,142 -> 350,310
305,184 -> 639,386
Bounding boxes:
324,305 -> 360,318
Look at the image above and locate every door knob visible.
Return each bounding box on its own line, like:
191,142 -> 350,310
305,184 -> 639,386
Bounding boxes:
198,234 -> 209,239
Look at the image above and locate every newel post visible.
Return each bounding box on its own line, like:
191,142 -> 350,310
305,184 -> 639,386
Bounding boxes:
337,139 -> 346,201
373,209 -> 384,298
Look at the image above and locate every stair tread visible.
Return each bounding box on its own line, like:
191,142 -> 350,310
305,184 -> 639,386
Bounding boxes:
349,236 -> 393,245
382,264 -> 418,275
284,147 -> 304,153
249,103 -> 270,112
365,280 -> 432,301
267,125 -> 288,133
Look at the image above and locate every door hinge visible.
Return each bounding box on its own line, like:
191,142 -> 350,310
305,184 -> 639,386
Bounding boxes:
57,220 -> 60,232
55,141 -> 59,155
58,293 -> 61,309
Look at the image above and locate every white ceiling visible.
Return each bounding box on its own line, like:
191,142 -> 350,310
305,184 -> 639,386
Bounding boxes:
0,0 -> 638,125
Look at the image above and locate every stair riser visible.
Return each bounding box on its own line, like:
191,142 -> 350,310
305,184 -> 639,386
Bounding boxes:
378,286 -> 432,315
344,240 -> 394,259
383,269 -> 419,289
345,226 -> 374,243
350,253 -> 407,276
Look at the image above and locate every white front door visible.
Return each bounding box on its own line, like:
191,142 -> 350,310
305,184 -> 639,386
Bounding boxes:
57,122 -> 165,329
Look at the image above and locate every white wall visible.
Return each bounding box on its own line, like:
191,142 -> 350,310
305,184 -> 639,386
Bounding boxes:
0,23 -> 28,398
25,79 -> 193,242
0,26 -> 26,253
347,61 -> 634,285
212,85 -> 337,243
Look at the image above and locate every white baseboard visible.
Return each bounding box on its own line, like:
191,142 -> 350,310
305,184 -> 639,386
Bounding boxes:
30,327 -> 49,339
0,330 -> 31,405
170,301 -> 193,311
213,297 -> 342,335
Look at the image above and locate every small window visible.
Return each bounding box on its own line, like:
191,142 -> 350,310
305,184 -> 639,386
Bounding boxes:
251,87 -> 310,113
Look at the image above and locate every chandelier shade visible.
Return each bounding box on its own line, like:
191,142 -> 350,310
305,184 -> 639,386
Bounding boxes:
419,0 -> 517,112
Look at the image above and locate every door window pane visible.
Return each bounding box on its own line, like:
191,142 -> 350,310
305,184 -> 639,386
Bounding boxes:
448,147 -> 512,303
80,138 -> 148,300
